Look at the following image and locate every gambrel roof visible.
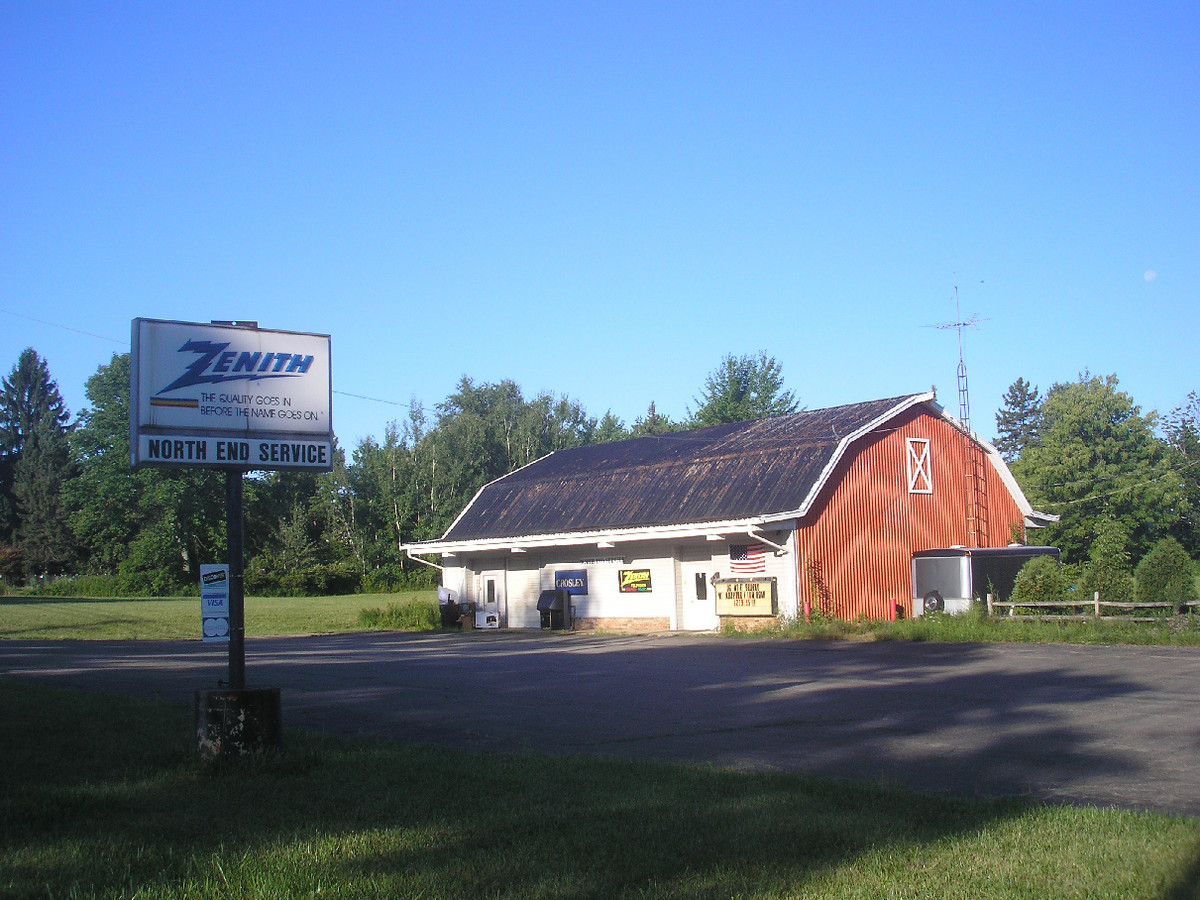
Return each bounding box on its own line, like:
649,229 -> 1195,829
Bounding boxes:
405,392 -> 1048,555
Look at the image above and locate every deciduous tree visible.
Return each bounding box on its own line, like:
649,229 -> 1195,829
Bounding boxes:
689,352 -> 799,427
67,354 -> 224,589
1012,374 -> 1181,563
1162,391 -> 1199,556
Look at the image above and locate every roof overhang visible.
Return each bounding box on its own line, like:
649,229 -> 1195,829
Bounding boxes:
402,517 -> 798,558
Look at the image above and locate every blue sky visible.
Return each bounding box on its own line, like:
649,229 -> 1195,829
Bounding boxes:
2,2 -> 1196,450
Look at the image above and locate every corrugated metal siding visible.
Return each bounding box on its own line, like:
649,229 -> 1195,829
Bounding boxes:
795,410 -> 1025,620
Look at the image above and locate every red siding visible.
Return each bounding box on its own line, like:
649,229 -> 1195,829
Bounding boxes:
795,409 -> 1025,621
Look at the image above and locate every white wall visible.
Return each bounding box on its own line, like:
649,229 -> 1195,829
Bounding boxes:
441,530 -> 799,629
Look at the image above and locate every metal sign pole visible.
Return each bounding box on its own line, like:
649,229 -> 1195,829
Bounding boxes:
226,469 -> 246,691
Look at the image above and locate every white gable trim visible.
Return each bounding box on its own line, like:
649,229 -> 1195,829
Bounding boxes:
788,392 -> 936,519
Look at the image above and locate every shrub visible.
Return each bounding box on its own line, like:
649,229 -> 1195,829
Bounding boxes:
358,598 -> 439,631
1135,537 -> 1199,612
0,545 -> 22,584
1079,516 -> 1134,603
25,574 -> 146,598
1011,555 -> 1067,607
116,562 -> 190,597
361,564 -> 406,594
247,558 -> 362,596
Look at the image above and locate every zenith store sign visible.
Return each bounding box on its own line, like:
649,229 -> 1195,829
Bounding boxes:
130,318 -> 333,471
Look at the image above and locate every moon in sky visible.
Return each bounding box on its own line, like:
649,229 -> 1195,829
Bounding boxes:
1144,270 -> 1158,281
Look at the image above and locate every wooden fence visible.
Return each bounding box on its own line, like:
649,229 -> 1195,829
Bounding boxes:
987,593 -> 1200,622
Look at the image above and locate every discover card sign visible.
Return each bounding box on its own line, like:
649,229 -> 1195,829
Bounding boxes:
130,318 -> 333,471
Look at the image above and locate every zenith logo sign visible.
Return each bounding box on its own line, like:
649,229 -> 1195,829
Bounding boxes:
158,341 -> 315,393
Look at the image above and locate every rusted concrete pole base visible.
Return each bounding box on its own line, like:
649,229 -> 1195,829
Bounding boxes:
195,688 -> 282,763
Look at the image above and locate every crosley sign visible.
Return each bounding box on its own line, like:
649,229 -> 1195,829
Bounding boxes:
554,569 -> 588,595
130,318 -> 332,471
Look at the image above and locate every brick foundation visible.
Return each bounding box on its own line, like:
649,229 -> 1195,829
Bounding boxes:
572,617 -> 671,632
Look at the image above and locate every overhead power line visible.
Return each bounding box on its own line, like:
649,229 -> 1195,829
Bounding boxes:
0,307 -> 127,345
1,307 -> 418,410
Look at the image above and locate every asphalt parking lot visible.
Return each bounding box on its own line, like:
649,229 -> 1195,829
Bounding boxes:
3,631 -> 1198,818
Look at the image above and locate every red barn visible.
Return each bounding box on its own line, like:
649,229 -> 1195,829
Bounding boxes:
404,393 -> 1053,629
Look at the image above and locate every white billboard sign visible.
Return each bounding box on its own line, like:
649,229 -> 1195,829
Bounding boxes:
130,318 -> 332,471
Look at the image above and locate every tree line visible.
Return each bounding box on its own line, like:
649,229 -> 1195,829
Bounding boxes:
993,373 -> 1198,592
0,348 -> 798,594
1,346 -> 1195,597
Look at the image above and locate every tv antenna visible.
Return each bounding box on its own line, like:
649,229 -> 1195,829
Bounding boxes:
924,283 -> 991,545
924,285 -> 988,433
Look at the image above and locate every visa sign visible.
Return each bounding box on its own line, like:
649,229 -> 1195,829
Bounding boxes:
554,569 -> 588,595
200,564 -> 231,642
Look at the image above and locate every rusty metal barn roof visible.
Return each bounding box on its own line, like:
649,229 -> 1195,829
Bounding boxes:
437,393 -> 930,543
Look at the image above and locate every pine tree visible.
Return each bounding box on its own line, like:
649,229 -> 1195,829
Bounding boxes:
0,349 -> 70,543
993,377 -> 1042,461
631,401 -> 675,436
13,420 -> 76,578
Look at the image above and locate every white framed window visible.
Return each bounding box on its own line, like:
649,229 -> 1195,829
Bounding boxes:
907,438 -> 932,494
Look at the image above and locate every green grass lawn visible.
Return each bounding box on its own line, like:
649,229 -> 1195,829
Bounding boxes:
0,591 -> 437,640
760,606 -> 1200,646
2,677 -> 1198,899
5,587 -> 1200,646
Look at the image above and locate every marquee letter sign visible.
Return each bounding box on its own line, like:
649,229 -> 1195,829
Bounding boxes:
714,578 -> 777,616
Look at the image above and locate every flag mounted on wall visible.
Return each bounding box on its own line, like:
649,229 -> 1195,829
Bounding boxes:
729,543 -> 766,574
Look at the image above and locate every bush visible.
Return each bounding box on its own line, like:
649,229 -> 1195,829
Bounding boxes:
247,557 -> 362,597
1011,555 -> 1068,607
1079,517 -> 1134,603
364,564 -> 440,593
1135,537 -> 1199,611
361,564 -> 406,594
358,598 -> 439,631
279,561 -> 361,597
0,545 -> 22,584
115,562 -> 190,597
24,574 -> 140,598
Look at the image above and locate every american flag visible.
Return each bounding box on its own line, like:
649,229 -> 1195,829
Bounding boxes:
729,543 -> 766,574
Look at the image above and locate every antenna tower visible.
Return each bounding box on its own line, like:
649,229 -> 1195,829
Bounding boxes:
934,286 -> 986,431
932,287 -> 990,546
